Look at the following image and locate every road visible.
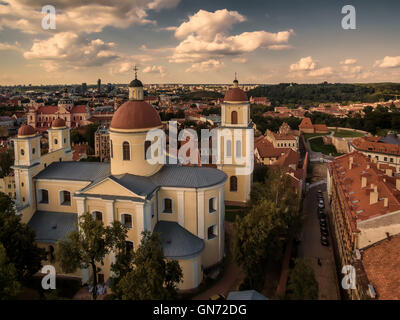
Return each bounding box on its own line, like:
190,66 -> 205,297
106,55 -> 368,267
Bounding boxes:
298,182 -> 340,300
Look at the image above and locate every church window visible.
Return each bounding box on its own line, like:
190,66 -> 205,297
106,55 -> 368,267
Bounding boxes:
236,140 -> 242,158
226,140 -> 232,157
40,189 -> 49,204
21,149 -> 24,156
163,198 -> 172,213
54,138 -> 58,145
123,141 -> 130,160
144,140 -> 152,160
122,214 -> 132,229
230,176 -> 238,192
207,225 -> 217,240
209,198 -> 216,213
92,211 -> 103,221
231,111 -> 238,124
32,148 -> 36,155
60,190 -> 71,206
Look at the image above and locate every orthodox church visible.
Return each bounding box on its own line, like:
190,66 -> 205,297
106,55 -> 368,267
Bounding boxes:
13,73 -> 252,290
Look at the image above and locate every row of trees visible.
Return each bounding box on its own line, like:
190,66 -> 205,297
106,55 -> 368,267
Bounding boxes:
232,168 -> 303,291
56,213 -> 183,300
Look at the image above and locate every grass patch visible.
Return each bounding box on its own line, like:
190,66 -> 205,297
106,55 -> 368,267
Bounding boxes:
333,130 -> 364,138
303,131 -> 332,140
309,137 -> 342,156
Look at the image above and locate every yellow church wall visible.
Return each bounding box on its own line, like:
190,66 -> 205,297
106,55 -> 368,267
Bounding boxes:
158,189 -> 179,222
176,255 -> 203,290
83,179 -> 142,199
85,199 -> 106,217
222,103 -> 249,126
110,130 -> 163,177
35,180 -> 89,213
222,167 -> 248,203
183,190 -> 197,235
115,202 -> 139,246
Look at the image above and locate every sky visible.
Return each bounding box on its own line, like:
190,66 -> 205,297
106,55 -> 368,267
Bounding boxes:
0,0 -> 400,85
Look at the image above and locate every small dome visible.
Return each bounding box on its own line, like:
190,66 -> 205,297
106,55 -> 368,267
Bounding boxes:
129,79 -> 143,88
18,124 -> 36,137
224,87 -> 248,102
52,118 -> 66,128
110,100 -> 162,131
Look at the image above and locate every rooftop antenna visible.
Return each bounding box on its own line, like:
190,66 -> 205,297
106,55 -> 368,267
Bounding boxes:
234,72 -> 237,81
133,65 -> 139,80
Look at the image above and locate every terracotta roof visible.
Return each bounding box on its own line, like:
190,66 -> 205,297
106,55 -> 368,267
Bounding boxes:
52,118 -> 66,128
110,100 -> 162,130
352,136 -> 400,156
37,106 -> 58,114
70,105 -> 87,113
299,117 -> 313,129
362,234 -> 400,299
255,138 -> 288,158
224,88 -> 248,102
313,124 -> 329,132
18,124 -> 36,136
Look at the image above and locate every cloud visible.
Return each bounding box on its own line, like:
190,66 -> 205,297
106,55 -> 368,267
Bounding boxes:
0,0 -> 181,34
143,65 -> 166,77
232,57 -> 248,63
374,56 -> 400,68
308,67 -> 333,77
290,56 -> 316,71
170,9 -> 294,63
185,59 -> 224,73
0,41 -> 21,51
24,32 -> 120,71
340,58 -> 357,65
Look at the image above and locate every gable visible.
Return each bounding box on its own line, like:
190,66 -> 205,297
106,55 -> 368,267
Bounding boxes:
81,178 -> 145,199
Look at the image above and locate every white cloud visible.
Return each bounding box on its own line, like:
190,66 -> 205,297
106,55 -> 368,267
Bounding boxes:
24,32 -> 120,71
0,41 -> 21,51
232,57 -> 248,63
308,67 -> 333,77
374,56 -> 400,68
185,59 -> 224,73
290,56 -> 316,71
170,9 -> 294,63
0,0 -> 181,34
340,58 -> 357,65
143,65 -> 166,77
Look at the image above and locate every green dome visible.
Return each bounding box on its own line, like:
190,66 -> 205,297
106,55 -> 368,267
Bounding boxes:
129,79 -> 143,87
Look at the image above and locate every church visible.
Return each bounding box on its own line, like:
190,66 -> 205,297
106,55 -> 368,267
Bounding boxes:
12,74 -> 253,290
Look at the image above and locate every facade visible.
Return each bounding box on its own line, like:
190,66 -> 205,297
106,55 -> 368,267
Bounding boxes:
0,173 -> 16,199
95,126 -> 110,162
217,79 -> 253,205
14,75 -> 227,291
327,152 -> 400,299
298,117 -> 329,134
350,136 -> 400,173
265,122 -> 299,151
27,94 -> 90,131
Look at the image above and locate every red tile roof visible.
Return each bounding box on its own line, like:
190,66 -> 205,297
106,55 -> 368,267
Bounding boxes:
37,106 -> 58,114
70,105 -> 87,113
299,117 -> 314,129
352,136 -> 400,156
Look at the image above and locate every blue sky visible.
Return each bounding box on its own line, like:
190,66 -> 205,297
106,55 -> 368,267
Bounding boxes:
0,0 -> 400,85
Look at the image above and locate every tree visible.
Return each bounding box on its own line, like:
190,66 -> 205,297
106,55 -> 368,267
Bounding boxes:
114,231 -> 183,300
0,193 -> 46,282
56,212 -> 127,300
83,123 -> 99,149
0,243 -> 22,300
0,148 -> 13,178
286,258 -> 319,300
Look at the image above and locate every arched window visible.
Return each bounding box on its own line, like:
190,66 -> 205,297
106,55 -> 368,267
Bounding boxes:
230,176 -> 238,192
110,140 -> 113,158
60,190 -> 71,206
122,141 -> 130,160
121,214 -> 132,228
21,149 -> 24,156
231,111 -> 238,124
236,140 -> 242,158
125,241 -> 134,254
144,140 -> 152,160
54,138 -> 58,145
226,140 -> 232,157
39,189 -> 49,204
163,198 -> 172,213
209,198 -> 216,213
32,147 -> 36,155
92,211 -> 103,221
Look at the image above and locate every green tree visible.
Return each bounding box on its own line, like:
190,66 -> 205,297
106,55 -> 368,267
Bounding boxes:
114,231 -> 183,300
83,123 -> 99,149
56,212 -> 127,300
0,244 -> 22,300
0,193 -> 46,281
286,258 -> 319,300
0,148 -> 13,178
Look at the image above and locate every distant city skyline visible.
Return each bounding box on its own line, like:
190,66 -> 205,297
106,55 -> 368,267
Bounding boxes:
1,0 -> 400,85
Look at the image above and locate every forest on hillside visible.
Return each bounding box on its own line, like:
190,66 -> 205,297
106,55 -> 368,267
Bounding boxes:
247,83 -> 400,106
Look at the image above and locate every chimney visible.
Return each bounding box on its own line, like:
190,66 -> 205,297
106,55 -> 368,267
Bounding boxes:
366,164 -> 370,169
361,176 -> 367,188
349,156 -> 354,170
384,197 -> 388,208
370,184 -> 378,205
396,179 -> 400,191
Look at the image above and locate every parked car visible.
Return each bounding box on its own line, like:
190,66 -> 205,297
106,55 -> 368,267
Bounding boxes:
318,200 -> 325,208
321,238 -> 329,246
